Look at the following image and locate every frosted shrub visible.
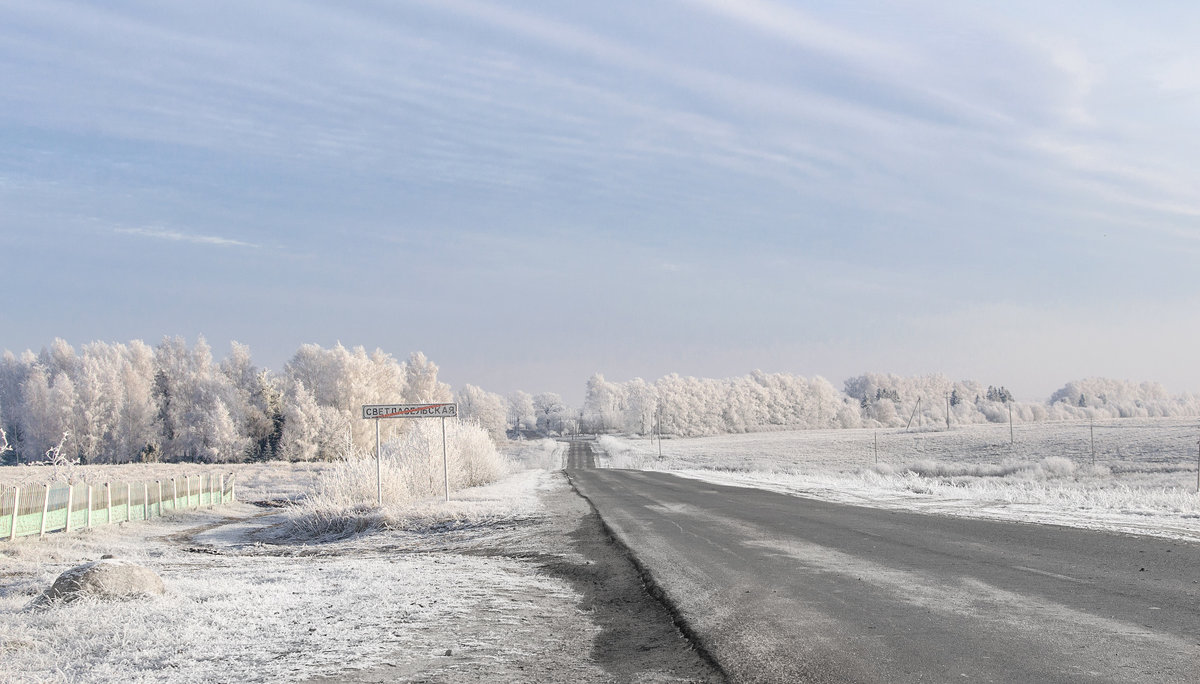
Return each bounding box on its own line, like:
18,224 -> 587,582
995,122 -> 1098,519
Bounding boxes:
1036,456 -> 1076,478
295,420 -> 507,531
980,403 -> 1008,423
900,457 -> 1084,481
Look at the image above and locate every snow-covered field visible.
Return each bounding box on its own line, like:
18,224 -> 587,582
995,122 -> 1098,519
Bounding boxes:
597,418 -> 1200,542
1,440 -> 654,683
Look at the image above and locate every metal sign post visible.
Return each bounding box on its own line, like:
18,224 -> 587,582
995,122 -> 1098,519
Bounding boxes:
375,418 -> 381,506
362,403 -> 459,506
442,417 -> 449,502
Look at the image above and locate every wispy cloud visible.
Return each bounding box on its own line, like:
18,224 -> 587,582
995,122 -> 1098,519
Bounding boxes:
687,0 -> 908,66
116,227 -> 256,248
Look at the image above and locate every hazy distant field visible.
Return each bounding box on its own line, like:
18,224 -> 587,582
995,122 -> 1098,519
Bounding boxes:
597,418 -> 1200,541
605,417 -> 1197,474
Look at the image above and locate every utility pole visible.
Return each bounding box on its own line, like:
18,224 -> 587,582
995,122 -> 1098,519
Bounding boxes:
906,397 -> 921,431
1008,401 -> 1014,445
657,406 -> 663,461
1090,415 -> 1096,466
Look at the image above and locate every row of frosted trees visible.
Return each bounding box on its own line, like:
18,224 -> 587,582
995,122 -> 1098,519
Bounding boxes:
7,337 -> 1195,460
0,338 -> 464,464
581,371 -> 1200,438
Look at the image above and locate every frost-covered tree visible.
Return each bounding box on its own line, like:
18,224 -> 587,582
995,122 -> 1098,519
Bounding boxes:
1047,378 -> 1198,419
405,352 -> 452,403
284,343 -> 406,452
533,392 -> 572,434
507,391 -> 536,435
114,340 -> 159,462
0,422 -> 11,465
153,336 -> 248,462
622,378 -> 658,435
456,384 -> 507,442
583,373 -> 624,433
221,342 -> 284,460
13,365 -> 75,462
278,378 -> 347,461
281,344 -> 452,458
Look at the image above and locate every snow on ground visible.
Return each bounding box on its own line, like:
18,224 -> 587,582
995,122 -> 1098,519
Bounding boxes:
596,418 -> 1200,542
0,440 -> 656,683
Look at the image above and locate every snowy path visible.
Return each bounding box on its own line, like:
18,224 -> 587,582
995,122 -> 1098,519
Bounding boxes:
569,443 -> 1200,683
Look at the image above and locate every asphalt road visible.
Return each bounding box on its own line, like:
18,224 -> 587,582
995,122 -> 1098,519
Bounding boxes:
566,441 -> 1200,683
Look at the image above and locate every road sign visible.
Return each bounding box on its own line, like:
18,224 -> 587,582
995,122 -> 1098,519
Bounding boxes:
362,403 -> 459,505
362,403 -> 458,419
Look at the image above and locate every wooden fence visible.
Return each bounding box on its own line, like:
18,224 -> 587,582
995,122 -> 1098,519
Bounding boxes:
0,474 -> 235,540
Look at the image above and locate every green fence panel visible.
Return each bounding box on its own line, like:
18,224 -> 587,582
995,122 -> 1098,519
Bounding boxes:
88,483 -> 106,526
67,483 -> 88,531
1,487 -> 13,538
12,511 -> 46,538
43,484 -> 70,534
2,473 -> 235,541
9,484 -> 44,537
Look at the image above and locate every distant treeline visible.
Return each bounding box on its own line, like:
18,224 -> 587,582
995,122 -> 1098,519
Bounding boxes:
580,371 -> 1200,438
4,337 -> 1198,463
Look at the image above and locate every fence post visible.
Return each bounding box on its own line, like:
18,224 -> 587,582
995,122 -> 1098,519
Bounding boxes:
186,476 -> 192,508
9,487 -> 19,541
157,481 -> 163,517
39,484 -> 50,538
65,484 -> 74,534
219,474 -> 224,504
105,482 -> 112,525
171,478 -> 177,511
87,485 -> 93,528
125,483 -> 131,521
143,482 -> 149,520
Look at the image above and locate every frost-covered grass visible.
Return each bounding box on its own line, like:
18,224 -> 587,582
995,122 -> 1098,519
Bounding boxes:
0,434 -> 564,509
0,442 -> 581,684
597,418 -> 1200,541
279,425 -> 545,539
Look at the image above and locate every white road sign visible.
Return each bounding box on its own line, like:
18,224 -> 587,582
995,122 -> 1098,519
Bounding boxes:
362,403 -> 458,419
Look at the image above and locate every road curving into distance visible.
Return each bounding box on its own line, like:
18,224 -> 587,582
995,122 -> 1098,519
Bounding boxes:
566,440 -> 1200,683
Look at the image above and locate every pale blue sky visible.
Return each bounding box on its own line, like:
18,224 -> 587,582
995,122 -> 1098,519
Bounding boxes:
3,1 -> 1199,403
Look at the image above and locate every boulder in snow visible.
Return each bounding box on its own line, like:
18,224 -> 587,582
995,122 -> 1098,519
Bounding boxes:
34,557 -> 165,607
